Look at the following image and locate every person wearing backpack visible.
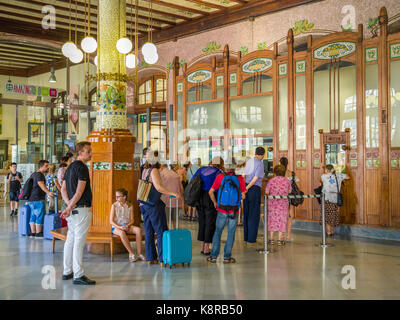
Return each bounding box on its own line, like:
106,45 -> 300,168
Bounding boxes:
190,157 -> 224,256
265,165 -> 292,246
243,147 -> 266,246
7,162 -> 23,217
27,160 -> 55,238
206,163 -> 246,264
186,158 -> 201,221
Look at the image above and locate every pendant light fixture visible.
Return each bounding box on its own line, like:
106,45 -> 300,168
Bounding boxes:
81,0 -> 97,53
69,0 -> 83,63
126,0 -> 137,69
62,0 -> 77,57
141,1 -> 158,64
49,66 -> 57,83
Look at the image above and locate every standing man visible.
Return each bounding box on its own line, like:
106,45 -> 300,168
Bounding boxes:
27,160 -> 55,237
243,147 -> 266,246
61,141 -> 95,285
7,162 -> 23,216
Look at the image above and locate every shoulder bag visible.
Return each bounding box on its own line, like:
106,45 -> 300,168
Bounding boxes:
137,168 -> 162,206
334,173 -> 343,207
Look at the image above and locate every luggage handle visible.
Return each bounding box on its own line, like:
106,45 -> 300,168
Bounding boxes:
169,195 -> 179,230
54,195 -> 58,214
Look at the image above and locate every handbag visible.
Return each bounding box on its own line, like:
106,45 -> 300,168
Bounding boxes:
314,185 -> 323,205
137,168 -> 162,206
289,171 -> 304,207
334,173 -> 343,207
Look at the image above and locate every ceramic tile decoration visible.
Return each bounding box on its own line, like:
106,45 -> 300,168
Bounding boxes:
313,41 -> 356,60
366,159 -> 373,168
229,73 -> 237,84
302,160 -> 306,167
390,43 -> 400,59
278,63 -> 287,76
295,60 -> 306,73
314,159 -> 320,167
187,70 -> 212,83
113,162 -> 132,170
365,47 -> 378,62
216,75 -> 224,87
87,162 -> 91,169
93,162 -> 111,170
373,159 -> 379,167
177,82 -> 183,93
242,58 -> 273,73
350,159 -> 358,167
391,159 -> 398,168
297,160 -> 302,167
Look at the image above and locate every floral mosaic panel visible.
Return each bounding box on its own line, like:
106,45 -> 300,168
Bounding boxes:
93,162 -> 111,170
97,82 -> 126,112
365,47 -> 378,63
242,58 -> 272,73
113,162 -> 132,170
177,82 -> 183,93
292,19 -> 315,35
390,43 -> 400,59
313,41 -> 356,60
278,63 -> 287,76
216,75 -> 224,87
187,70 -> 212,83
229,73 -> 237,84
202,41 -> 221,54
295,60 -> 306,73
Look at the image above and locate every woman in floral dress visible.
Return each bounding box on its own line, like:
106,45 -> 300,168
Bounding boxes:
265,165 -> 292,245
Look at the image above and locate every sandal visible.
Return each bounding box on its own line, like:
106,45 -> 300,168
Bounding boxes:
129,254 -> 137,262
207,257 -> 217,263
268,240 -> 274,245
223,257 -> 236,264
137,254 -> 146,261
277,240 -> 285,246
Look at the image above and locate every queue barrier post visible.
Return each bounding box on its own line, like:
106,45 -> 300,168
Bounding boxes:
258,195 -> 269,254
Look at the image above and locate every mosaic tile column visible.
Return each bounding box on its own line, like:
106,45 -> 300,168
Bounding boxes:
96,0 -> 127,129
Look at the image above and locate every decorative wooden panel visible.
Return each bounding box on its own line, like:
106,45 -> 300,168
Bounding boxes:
365,168 -> 381,225
390,169 -> 400,227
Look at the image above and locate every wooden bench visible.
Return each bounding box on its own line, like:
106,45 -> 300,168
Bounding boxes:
51,227 -> 147,262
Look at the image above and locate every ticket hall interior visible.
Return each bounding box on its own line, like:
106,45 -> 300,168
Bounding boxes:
0,0 -> 400,300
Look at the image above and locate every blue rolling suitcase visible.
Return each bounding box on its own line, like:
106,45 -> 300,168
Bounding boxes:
43,196 -> 62,240
19,204 -> 31,236
162,196 -> 192,269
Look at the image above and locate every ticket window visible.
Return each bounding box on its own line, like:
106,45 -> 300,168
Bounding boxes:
325,144 -> 346,173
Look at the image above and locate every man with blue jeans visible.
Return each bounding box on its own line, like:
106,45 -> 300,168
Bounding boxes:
243,147 -> 266,246
207,168 -> 246,263
27,160 -> 55,238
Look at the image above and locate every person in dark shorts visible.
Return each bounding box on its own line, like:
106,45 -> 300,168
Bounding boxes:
7,163 -> 23,216
61,141 -> 95,285
27,160 -> 55,238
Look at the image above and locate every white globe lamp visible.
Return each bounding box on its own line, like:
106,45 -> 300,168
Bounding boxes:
69,48 -> 83,63
126,53 -> 137,69
94,55 -> 98,66
144,51 -> 158,64
141,42 -> 157,56
62,41 -> 77,58
116,37 -> 132,54
81,36 -> 97,53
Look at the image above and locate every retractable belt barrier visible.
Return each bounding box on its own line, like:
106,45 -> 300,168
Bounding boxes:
259,193 -> 326,255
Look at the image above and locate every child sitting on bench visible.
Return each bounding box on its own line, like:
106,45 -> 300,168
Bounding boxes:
110,188 -> 145,262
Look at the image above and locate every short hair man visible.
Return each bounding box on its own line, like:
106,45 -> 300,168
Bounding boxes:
27,160 -> 55,237
7,162 -> 23,217
243,146 -> 266,246
61,141 -> 95,285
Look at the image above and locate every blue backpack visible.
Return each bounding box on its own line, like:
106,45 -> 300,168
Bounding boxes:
217,172 -> 241,213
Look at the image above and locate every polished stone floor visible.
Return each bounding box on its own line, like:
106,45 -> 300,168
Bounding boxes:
1,205 -> 399,300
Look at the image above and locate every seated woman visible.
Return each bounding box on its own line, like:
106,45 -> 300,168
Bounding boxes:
110,188 -> 145,262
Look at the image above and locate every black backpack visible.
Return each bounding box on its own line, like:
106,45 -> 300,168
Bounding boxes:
20,174 -> 34,200
184,174 -> 203,207
289,171 -> 304,207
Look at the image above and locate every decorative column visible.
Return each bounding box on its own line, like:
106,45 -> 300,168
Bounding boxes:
87,0 -> 139,252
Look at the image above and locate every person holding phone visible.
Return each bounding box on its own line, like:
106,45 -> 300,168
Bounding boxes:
61,141 -> 95,285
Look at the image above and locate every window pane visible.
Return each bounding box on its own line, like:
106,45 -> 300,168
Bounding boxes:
216,88 -> 224,99
187,101 -> 224,138
145,80 -> 152,92
314,66 -> 330,149
261,75 -> 272,92
177,95 -> 183,153
156,90 -> 164,102
339,65 -> 357,147
296,75 -> 306,150
242,77 -> 253,95
146,93 -> 152,104
366,64 -> 379,148
156,78 -> 164,91
139,94 -> 145,105
279,78 -> 288,150
139,84 -> 145,94
230,95 -> 273,135
391,60 -> 400,147
229,86 -> 237,97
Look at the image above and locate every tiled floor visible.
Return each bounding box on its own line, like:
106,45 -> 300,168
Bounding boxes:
1,205 -> 399,300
